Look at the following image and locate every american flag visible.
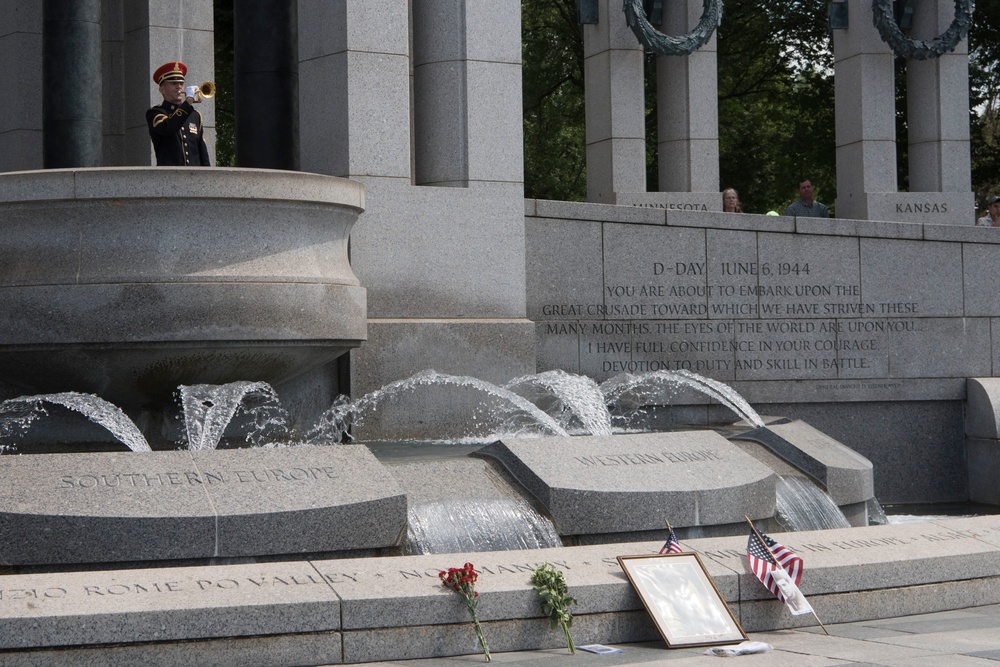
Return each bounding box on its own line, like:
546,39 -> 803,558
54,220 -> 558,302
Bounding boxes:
659,526 -> 683,554
746,529 -> 804,604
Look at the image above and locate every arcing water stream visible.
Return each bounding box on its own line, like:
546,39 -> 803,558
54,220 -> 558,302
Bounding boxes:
0,368 -> 764,451
1,368 -> 840,554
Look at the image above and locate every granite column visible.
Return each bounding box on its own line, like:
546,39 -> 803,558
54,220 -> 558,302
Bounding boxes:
833,0 -> 897,220
42,0 -> 102,168
583,0 -> 646,203
905,0 -> 974,222
656,0 -> 719,195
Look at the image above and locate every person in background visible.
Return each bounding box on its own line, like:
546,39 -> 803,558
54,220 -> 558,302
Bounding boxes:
722,188 -> 743,213
977,196 -> 1000,227
146,61 -> 210,167
784,178 -> 829,218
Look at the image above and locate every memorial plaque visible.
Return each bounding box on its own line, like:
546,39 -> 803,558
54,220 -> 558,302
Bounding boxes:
755,233 -> 861,315
525,217 -> 604,321
526,216 -> 984,396
889,318 -> 990,378
860,238 -> 962,317
863,192 -> 975,226
614,192 -> 718,211
963,244 -> 1000,316
0,446 -> 407,565
604,224 -> 709,320
475,433 -> 776,535
707,228 -> 761,318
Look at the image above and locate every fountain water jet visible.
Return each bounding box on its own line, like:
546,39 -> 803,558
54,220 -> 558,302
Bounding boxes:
601,370 -> 765,429
0,367 -> 874,559
179,382 -> 290,451
349,369 -> 570,441
774,476 -> 852,531
505,369 -> 613,436
0,392 -> 151,453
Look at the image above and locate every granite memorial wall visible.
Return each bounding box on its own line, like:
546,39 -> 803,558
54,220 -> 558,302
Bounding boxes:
525,201 -> 999,502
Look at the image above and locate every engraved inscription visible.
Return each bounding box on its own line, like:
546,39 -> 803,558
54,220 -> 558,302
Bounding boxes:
538,256 -> 924,382
695,530 -> 982,562
573,450 -> 723,467
58,466 -> 338,490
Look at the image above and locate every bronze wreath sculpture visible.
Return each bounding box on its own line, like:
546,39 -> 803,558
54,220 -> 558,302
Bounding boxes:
871,0 -> 974,60
622,0 -> 722,57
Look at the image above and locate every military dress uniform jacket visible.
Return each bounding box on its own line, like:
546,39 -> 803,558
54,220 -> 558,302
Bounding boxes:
146,101 -> 211,166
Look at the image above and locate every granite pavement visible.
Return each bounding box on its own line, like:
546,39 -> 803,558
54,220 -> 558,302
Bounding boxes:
339,604 -> 1000,666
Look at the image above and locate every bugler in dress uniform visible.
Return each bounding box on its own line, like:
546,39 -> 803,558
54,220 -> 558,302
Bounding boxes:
146,61 -> 211,166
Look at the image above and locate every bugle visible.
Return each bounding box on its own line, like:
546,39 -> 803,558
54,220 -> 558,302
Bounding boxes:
193,81 -> 216,102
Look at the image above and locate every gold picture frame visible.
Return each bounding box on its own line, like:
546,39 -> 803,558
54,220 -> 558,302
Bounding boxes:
617,553 -> 747,648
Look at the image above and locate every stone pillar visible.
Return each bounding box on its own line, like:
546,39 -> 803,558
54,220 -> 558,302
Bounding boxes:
412,0 -> 523,188
298,0 -> 535,433
122,0 -> 215,166
583,0 -> 646,203
834,0 -> 972,224
298,0 -> 410,180
656,0 -> 719,196
412,0 -> 467,186
833,0 -> 897,221
42,0 -> 103,168
234,0 -> 298,170
905,0 -> 974,222
0,1 -> 43,172
101,0 -> 126,166
464,1 -> 524,188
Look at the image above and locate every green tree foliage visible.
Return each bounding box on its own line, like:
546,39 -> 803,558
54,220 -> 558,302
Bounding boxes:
213,0 -> 235,167
522,0 -> 587,200
210,0 -> 993,211
970,0 -> 1000,206
716,1 -> 835,214
521,0 -> 839,211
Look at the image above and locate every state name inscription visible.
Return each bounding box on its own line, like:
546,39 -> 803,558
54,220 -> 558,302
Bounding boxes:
536,258 -> 922,383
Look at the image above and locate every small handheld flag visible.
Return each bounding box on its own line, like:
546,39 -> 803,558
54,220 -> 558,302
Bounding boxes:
746,529 -> 812,616
743,517 -> 828,635
659,521 -> 683,554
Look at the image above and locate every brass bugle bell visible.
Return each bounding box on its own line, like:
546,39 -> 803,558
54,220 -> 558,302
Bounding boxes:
194,81 -> 215,102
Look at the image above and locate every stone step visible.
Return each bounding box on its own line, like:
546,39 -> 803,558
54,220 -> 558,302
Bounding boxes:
0,517 -> 997,664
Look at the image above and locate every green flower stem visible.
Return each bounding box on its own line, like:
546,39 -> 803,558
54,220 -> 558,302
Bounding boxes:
530,562 -> 577,655
562,619 -> 575,654
467,601 -> 491,662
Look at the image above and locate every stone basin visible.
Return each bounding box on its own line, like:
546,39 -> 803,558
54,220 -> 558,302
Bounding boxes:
0,167 -> 367,416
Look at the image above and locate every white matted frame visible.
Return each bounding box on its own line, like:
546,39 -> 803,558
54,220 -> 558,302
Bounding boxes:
617,553 -> 746,648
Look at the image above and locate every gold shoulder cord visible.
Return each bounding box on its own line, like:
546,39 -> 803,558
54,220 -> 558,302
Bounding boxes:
151,107 -> 187,128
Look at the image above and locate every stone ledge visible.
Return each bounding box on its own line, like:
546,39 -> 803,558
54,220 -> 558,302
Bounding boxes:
475,433 -> 777,534
729,420 -> 874,505
0,167 -> 365,210
1,518 -> 998,662
0,447 -> 406,565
